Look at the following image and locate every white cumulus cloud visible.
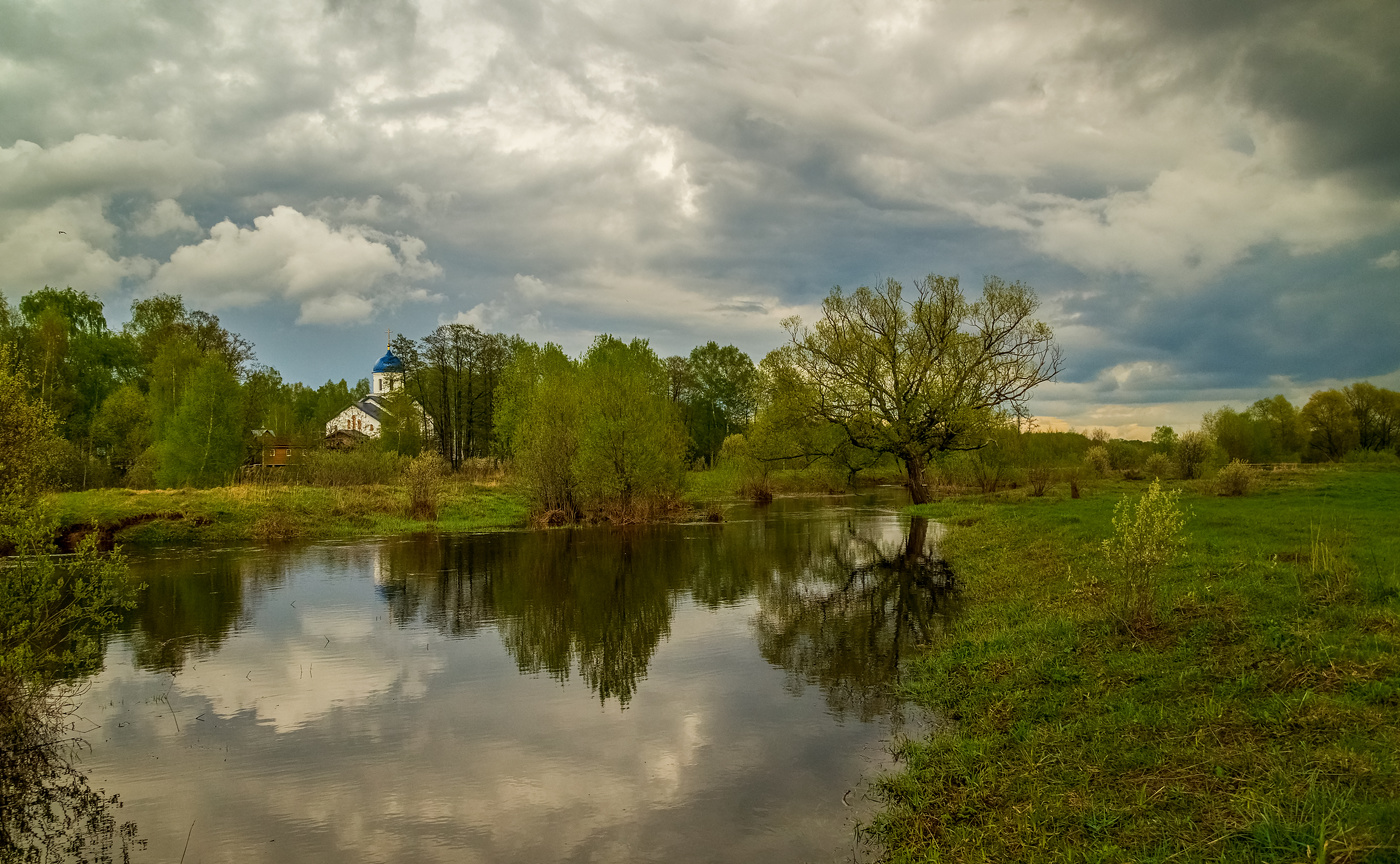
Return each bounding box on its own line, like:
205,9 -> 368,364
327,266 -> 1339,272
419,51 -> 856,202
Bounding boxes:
149,206 -> 442,325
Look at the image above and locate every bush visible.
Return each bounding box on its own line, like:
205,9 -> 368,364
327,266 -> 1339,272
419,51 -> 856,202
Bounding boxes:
1026,464 -> 1052,497
1214,458 -> 1256,496
1102,479 -> 1189,628
720,434 -> 773,503
1341,448 -> 1400,464
404,451 -> 447,520
1143,452 -> 1174,480
969,451 -> 1006,493
1084,446 -> 1111,477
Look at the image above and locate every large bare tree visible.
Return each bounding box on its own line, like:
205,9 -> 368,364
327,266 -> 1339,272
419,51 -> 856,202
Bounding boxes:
780,274 -> 1061,503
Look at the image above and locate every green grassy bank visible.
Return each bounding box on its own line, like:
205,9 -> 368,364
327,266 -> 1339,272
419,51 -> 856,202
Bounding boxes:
49,480 -> 531,546
870,465 -> 1400,863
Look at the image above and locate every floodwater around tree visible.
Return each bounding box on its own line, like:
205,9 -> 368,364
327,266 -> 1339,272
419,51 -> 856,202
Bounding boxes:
77,491 -> 955,863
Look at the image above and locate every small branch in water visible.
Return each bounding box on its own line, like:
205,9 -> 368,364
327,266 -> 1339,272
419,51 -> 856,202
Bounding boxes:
164,695 -> 180,733
180,821 -> 195,864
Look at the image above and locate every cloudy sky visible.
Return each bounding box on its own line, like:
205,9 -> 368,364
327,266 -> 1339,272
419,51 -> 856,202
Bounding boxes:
2,0 -> 1397,435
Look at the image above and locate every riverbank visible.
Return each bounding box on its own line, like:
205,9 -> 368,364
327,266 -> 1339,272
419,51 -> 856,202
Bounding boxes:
49,480 -> 531,546
869,464 -> 1400,862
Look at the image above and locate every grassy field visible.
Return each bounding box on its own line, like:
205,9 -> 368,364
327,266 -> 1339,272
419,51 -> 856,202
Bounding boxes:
869,464 -> 1400,863
49,480 -> 530,546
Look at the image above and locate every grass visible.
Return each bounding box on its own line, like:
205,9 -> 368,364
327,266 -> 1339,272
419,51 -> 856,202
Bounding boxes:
868,464 -> 1400,863
49,478 -> 530,546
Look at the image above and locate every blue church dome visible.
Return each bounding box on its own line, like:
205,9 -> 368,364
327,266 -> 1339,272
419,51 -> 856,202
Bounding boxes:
373,350 -> 403,373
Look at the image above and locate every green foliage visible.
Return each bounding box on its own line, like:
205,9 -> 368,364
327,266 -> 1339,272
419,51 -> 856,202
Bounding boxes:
0,345 -> 62,506
378,387 -> 425,456
1343,381 -> 1400,453
1150,425 -> 1177,451
90,383 -> 151,478
1303,389 -> 1360,462
1101,479 -> 1188,626
155,356 -> 246,487
501,337 -> 685,520
1215,458 -> 1257,496
404,451 -> 446,520
1143,451 -> 1174,479
505,343 -> 583,515
681,342 -> 758,467
1083,444 -> 1111,477
777,273 -> 1061,503
573,336 -> 686,517
1174,429 -> 1213,479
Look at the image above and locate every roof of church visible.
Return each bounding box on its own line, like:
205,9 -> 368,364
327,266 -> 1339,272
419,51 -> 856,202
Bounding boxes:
354,394 -> 388,421
373,349 -> 403,373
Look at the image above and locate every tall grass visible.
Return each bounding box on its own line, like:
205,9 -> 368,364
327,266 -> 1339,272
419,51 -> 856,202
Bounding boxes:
296,449 -> 407,486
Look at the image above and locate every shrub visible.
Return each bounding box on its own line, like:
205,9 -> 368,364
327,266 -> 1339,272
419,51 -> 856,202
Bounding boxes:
721,434 -> 773,503
1102,479 -> 1189,628
1143,452 -> 1174,480
404,451 -> 447,520
1084,446 -> 1111,477
1026,464 -> 1052,497
1064,464 -> 1083,499
1215,458 -> 1256,496
1174,430 -> 1213,480
969,451 -> 1006,494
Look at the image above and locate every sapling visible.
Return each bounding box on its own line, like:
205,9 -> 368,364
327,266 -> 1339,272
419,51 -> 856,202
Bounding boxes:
1102,479 -> 1189,627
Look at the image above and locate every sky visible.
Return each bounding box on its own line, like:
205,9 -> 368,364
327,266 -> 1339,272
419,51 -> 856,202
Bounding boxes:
2,0 -> 1398,437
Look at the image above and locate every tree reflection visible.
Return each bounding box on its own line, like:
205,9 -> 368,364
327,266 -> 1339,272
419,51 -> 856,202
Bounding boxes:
378,529 -> 687,706
117,501 -> 957,715
752,516 -> 957,721
123,553 -> 287,673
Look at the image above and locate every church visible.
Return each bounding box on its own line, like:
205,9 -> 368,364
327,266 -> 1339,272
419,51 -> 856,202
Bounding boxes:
324,338 -> 434,447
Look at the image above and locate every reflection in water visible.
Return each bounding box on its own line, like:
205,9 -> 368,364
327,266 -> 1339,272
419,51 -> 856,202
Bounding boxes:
754,516 -> 957,721
122,552 -> 289,672
123,505 -> 956,717
91,495 -> 957,862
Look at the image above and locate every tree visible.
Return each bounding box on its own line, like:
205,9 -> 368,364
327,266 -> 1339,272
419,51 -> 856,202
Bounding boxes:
685,342 -> 758,467
91,383 -> 152,479
779,274 -> 1061,503
1202,406 -> 1268,463
506,344 -> 583,515
1174,430 -> 1213,479
156,356 -> 246,487
1343,382 -> 1400,453
1247,395 -> 1306,461
1151,426 -> 1178,452
1302,389 -> 1358,462
573,336 -> 686,517
0,345 -> 61,511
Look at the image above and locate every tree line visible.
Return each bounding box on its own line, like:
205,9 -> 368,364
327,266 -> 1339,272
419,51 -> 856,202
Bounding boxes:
0,287 -> 765,493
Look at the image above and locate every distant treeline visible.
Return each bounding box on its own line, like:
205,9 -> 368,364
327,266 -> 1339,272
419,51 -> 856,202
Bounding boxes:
3,285 -> 1394,502
0,287 -> 759,494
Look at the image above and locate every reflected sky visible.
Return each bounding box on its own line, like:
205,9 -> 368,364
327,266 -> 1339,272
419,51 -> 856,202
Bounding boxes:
79,493 -> 953,862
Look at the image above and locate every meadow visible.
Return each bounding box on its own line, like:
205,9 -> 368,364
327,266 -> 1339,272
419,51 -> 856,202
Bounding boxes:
868,464 -> 1400,863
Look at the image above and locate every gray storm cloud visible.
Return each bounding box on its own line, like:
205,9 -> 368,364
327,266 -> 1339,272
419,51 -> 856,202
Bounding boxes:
0,0 -> 1397,430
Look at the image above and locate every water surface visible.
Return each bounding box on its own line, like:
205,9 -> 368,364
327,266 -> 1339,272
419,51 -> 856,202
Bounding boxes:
80,493 -> 954,863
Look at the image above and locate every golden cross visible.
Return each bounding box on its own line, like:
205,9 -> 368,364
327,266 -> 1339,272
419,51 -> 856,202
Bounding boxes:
386,328 -> 392,349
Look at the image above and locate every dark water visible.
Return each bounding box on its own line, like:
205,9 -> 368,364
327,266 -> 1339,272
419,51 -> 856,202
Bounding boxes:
78,493 -> 955,863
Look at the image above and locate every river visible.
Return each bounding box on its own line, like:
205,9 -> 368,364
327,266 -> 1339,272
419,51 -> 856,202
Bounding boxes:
77,491 -> 954,863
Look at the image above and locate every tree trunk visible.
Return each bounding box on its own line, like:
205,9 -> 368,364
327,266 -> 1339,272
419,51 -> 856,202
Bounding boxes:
905,453 -> 931,504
